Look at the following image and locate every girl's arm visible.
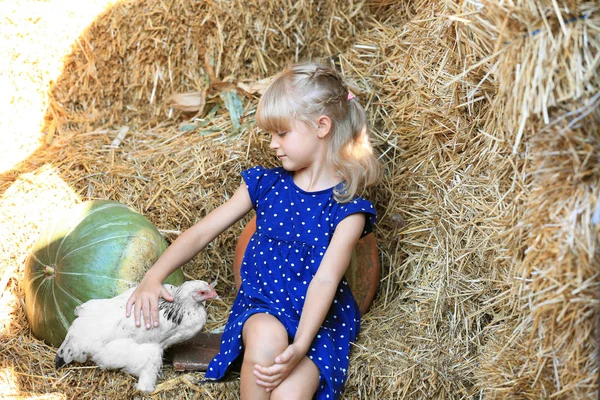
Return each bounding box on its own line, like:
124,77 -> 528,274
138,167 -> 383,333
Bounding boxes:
125,183 -> 253,329
253,212 -> 366,390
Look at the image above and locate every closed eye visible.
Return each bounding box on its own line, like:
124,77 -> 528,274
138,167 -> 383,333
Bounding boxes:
269,132 -> 287,139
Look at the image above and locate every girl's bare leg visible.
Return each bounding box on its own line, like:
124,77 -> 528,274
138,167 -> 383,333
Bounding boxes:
241,313 -> 289,400
270,355 -> 320,400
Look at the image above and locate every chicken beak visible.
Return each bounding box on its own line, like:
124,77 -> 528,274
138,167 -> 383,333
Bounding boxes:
199,287 -> 219,301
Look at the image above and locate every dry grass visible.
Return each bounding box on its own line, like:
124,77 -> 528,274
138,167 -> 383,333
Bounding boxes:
1,0 -> 598,399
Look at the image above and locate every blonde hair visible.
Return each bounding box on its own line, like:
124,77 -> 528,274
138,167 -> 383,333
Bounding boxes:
256,62 -> 380,203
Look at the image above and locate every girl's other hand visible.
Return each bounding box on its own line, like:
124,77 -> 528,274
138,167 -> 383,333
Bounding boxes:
252,343 -> 303,391
125,276 -> 173,329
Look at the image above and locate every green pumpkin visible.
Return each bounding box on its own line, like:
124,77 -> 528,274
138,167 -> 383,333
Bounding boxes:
23,200 -> 185,347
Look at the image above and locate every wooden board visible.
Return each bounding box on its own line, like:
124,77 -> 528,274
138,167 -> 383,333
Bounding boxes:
168,332 -> 222,372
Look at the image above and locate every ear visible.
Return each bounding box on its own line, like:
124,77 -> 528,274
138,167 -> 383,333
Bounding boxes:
315,115 -> 332,139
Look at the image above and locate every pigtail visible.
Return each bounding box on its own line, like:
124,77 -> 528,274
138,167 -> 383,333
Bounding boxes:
332,96 -> 381,203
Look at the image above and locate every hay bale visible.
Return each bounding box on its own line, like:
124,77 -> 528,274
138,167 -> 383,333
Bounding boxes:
338,0 -> 521,395
452,1 -> 600,397
44,0 -> 368,146
476,104 -> 600,397
338,0 -> 598,397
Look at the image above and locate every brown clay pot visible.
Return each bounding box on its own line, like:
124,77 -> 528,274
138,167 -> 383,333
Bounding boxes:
233,216 -> 380,315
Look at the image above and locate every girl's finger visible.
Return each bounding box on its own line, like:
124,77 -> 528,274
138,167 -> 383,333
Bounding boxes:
253,363 -> 270,375
133,300 -> 142,327
160,287 -> 174,302
275,345 -> 294,364
255,377 -> 281,389
125,296 -> 134,317
151,298 -> 160,327
255,363 -> 283,376
253,368 -> 280,383
142,300 -> 152,329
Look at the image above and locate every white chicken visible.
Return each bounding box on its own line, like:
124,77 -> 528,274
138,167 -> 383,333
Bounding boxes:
55,280 -> 217,392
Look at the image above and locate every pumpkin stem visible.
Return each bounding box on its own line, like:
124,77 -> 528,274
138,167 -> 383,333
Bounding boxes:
43,265 -> 55,276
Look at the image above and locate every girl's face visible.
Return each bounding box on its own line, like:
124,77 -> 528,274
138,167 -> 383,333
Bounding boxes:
269,119 -> 323,172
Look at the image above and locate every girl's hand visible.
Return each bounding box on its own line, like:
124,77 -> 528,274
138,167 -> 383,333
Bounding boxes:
252,343 -> 304,391
125,276 -> 173,329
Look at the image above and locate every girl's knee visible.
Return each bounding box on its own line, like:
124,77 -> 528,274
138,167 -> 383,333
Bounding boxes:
242,313 -> 288,362
243,313 -> 288,345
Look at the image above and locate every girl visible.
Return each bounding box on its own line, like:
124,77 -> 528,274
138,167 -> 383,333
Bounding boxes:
126,62 -> 380,399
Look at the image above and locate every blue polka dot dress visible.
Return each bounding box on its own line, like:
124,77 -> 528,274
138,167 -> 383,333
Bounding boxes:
205,166 -> 376,399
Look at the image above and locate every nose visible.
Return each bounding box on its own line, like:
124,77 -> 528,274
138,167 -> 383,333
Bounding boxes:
269,135 -> 279,150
